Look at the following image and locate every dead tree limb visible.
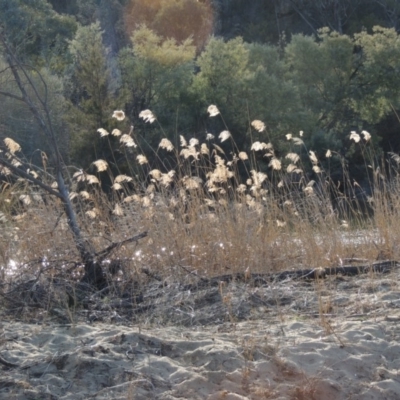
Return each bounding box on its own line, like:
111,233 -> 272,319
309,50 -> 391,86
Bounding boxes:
95,231 -> 148,262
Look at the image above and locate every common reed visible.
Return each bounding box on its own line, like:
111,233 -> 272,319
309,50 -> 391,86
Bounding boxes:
1,106 -> 399,286
2,106 -> 400,400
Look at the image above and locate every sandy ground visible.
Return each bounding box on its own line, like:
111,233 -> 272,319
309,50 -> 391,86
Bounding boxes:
2,269 -> 400,399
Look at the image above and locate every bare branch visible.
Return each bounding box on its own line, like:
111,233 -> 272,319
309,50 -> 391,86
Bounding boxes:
0,89 -> 24,102
95,231 -> 148,261
0,155 -> 63,199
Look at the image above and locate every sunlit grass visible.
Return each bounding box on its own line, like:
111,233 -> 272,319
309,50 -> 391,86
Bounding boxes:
1,106 -> 400,284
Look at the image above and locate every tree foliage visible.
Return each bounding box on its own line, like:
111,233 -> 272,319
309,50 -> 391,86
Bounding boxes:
125,0 -> 213,51
0,0 -> 77,73
118,26 -> 195,145
1,0 -> 400,176
65,22 -> 116,166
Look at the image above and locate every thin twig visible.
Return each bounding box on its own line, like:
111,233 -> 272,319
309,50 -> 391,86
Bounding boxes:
95,231 -> 148,261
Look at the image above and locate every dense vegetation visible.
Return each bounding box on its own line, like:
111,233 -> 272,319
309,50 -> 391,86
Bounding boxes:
1,0 -> 400,178
2,0 -> 400,325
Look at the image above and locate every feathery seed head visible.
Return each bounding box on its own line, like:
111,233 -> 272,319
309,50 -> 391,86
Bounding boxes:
112,129 -> 122,137
115,174 -> 133,183
251,141 -> 271,151
269,158 -> 282,170
201,143 -> 210,156
120,134 -> 137,147
112,110 -> 125,121
350,131 -> 361,143
286,153 -> 300,163
113,203 -> 124,216
292,137 -> 304,146
189,138 -> 199,147
251,120 -> 266,132
207,105 -> 220,117
139,109 -> 156,123
4,138 -> 21,154
206,133 -> 215,140
93,159 -> 108,172
180,135 -> 187,147
362,130 -> 371,142
309,150 -> 318,164
137,154 -> 148,165
238,152 -> 248,161
159,138 -> 174,151
219,130 -> 231,142
97,128 -> 109,137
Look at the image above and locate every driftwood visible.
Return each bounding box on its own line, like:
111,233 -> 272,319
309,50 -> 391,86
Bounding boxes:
182,260 -> 400,292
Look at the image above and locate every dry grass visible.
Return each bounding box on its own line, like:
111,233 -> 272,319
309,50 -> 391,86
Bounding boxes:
1,108 -> 400,319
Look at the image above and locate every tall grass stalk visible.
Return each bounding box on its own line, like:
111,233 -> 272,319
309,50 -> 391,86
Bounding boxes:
1,109 -> 399,284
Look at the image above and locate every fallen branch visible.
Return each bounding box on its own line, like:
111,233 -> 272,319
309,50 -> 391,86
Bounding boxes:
182,260 -> 400,291
95,231 -> 148,261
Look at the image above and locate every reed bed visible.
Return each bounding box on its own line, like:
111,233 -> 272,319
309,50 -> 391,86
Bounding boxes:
1,106 -> 399,293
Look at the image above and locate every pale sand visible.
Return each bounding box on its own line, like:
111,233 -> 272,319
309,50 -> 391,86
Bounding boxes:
2,272 -> 400,399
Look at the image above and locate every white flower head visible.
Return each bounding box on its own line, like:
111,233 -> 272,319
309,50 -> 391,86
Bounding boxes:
112,110 -> 125,121
180,135 -> 187,147
362,130 -> 371,142
139,109 -> 156,123
120,134 -> 137,147
136,154 -> 148,165
4,138 -> 21,154
286,152 -> 300,163
97,128 -> 109,137
350,131 -> 361,143
309,150 -> 318,164
93,159 -> 108,172
206,133 -> 215,141
111,129 -> 122,137
238,152 -> 248,160
251,120 -> 266,132
269,158 -> 282,170
313,165 -> 322,173
207,105 -> 220,117
251,141 -> 271,151
159,138 -> 174,152
292,137 -> 304,146
219,130 -> 231,142
189,138 -> 199,147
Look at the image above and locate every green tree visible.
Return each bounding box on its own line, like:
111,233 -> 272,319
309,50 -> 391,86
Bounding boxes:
0,0 -> 77,74
0,0 -> 73,160
283,26 -> 400,179
353,26 -> 400,123
245,42 -> 306,141
125,0 -> 213,52
192,36 -> 251,137
191,37 -> 302,150
118,26 -> 196,145
65,22 -> 117,166
285,29 -> 357,133
0,58 -> 69,162
284,28 -> 368,163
